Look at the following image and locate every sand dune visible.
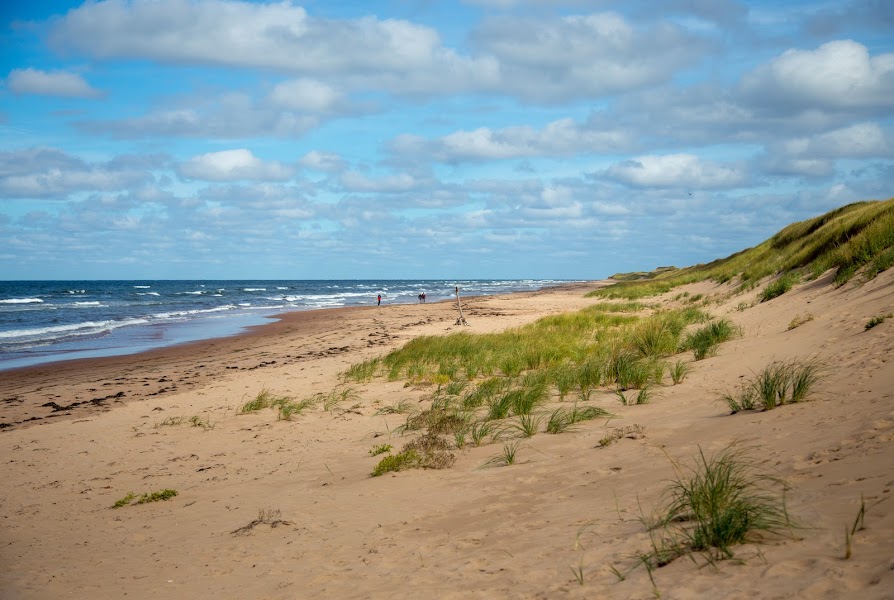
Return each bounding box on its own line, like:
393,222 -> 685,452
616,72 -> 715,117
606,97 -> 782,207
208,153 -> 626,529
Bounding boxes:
1,273 -> 892,599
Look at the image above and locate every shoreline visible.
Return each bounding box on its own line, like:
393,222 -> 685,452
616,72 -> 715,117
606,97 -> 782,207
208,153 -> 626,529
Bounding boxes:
0,281 -> 606,432
0,279 -> 590,373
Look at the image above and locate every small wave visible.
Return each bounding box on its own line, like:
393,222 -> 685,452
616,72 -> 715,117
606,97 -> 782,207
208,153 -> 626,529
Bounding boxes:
0,318 -> 149,341
133,285 -> 151,289
243,288 -> 266,292
67,290 -> 86,294
0,298 -> 43,304
182,291 -> 205,295
137,292 -> 161,296
238,302 -> 252,307
73,302 -> 103,307
152,306 -> 236,319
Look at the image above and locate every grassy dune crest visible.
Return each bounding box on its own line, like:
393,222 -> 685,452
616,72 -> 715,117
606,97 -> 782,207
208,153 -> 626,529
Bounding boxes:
589,198 -> 894,300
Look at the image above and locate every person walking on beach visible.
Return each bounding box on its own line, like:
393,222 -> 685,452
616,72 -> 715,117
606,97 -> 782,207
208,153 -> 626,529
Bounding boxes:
377,294 -> 381,306
422,293 -> 426,303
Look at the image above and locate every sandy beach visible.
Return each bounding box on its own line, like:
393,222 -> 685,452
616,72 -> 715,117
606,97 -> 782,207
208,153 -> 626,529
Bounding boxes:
1,275 -> 893,599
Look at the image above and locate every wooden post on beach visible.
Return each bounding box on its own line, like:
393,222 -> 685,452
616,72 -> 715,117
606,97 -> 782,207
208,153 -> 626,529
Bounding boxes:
454,286 -> 468,326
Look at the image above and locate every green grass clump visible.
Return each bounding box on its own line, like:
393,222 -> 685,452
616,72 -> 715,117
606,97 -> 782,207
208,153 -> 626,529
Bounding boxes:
546,404 -> 613,434
343,359 -> 380,382
760,272 -> 800,302
512,413 -> 543,438
669,360 -> 691,385
589,280 -> 675,300
583,301 -> 648,312
321,386 -> 360,411
865,313 -> 892,330
137,489 -> 178,504
371,449 -> 421,477
723,358 -> 823,413
480,440 -> 522,468
615,387 -> 652,406
369,444 -> 392,456
648,445 -> 794,561
683,319 -> 738,360
112,488 -> 178,507
112,492 -> 136,508
275,396 -> 317,421
240,387 -> 290,414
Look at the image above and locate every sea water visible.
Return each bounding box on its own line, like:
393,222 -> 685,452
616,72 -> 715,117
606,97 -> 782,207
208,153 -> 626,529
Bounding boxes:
0,280 -> 568,370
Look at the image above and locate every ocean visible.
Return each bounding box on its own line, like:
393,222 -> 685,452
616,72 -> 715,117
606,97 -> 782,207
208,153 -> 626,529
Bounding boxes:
0,279 -> 568,371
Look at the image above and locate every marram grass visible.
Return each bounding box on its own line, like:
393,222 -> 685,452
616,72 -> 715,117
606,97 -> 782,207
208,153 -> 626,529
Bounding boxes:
590,198 -> 894,301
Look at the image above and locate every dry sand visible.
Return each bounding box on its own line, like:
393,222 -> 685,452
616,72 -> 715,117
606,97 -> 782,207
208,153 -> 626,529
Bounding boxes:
1,275 -> 892,599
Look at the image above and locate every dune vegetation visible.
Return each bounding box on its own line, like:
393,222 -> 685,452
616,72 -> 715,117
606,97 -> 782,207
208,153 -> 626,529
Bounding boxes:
589,198 -> 894,301
346,198 -> 894,484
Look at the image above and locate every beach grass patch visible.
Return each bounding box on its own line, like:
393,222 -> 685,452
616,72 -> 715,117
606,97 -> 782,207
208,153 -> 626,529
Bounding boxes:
683,319 -> 738,360
372,432 -> 456,476
369,443 -> 393,456
112,492 -> 136,508
512,413 -> 543,438
372,449 -> 420,477
865,313 -> 892,330
722,358 -> 823,413
628,444 -> 794,574
546,403 -> 612,434
479,440 -> 522,469
469,420 -> 500,446
240,387 -> 289,414
787,313 -> 814,330
760,272 -> 800,302
669,360 -> 691,385
343,359 -> 380,383
136,489 -> 178,504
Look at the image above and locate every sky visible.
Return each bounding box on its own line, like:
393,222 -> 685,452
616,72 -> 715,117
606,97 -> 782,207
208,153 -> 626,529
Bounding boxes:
0,0 -> 892,280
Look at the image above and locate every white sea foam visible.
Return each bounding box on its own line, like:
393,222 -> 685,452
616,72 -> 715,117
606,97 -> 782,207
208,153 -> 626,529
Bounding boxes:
0,318 -> 149,341
243,288 -> 266,292
152,306 -> 236,320
73,302 -> 103,307
0,298 -> 44,304
183,291 -> 204,295
133,285 -> 151,289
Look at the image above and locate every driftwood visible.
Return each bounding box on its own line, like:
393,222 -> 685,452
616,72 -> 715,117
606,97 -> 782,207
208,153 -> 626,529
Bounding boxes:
454,286 -> 468,326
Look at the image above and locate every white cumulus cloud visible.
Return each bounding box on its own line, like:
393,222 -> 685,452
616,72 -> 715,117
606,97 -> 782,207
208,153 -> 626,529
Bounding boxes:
604,154 -> 747,189
178,149 -> 294,181
739,40 -> 894,111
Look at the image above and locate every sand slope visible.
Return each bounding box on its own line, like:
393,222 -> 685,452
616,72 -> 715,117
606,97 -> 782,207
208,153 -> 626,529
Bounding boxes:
1,275 -> 892,599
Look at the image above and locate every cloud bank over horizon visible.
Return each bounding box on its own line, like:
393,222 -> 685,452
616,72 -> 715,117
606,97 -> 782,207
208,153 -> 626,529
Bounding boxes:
1,0 -> 892,280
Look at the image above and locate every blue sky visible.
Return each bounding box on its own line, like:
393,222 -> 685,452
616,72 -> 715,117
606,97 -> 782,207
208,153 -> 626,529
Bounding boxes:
1,0 -> 892,280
